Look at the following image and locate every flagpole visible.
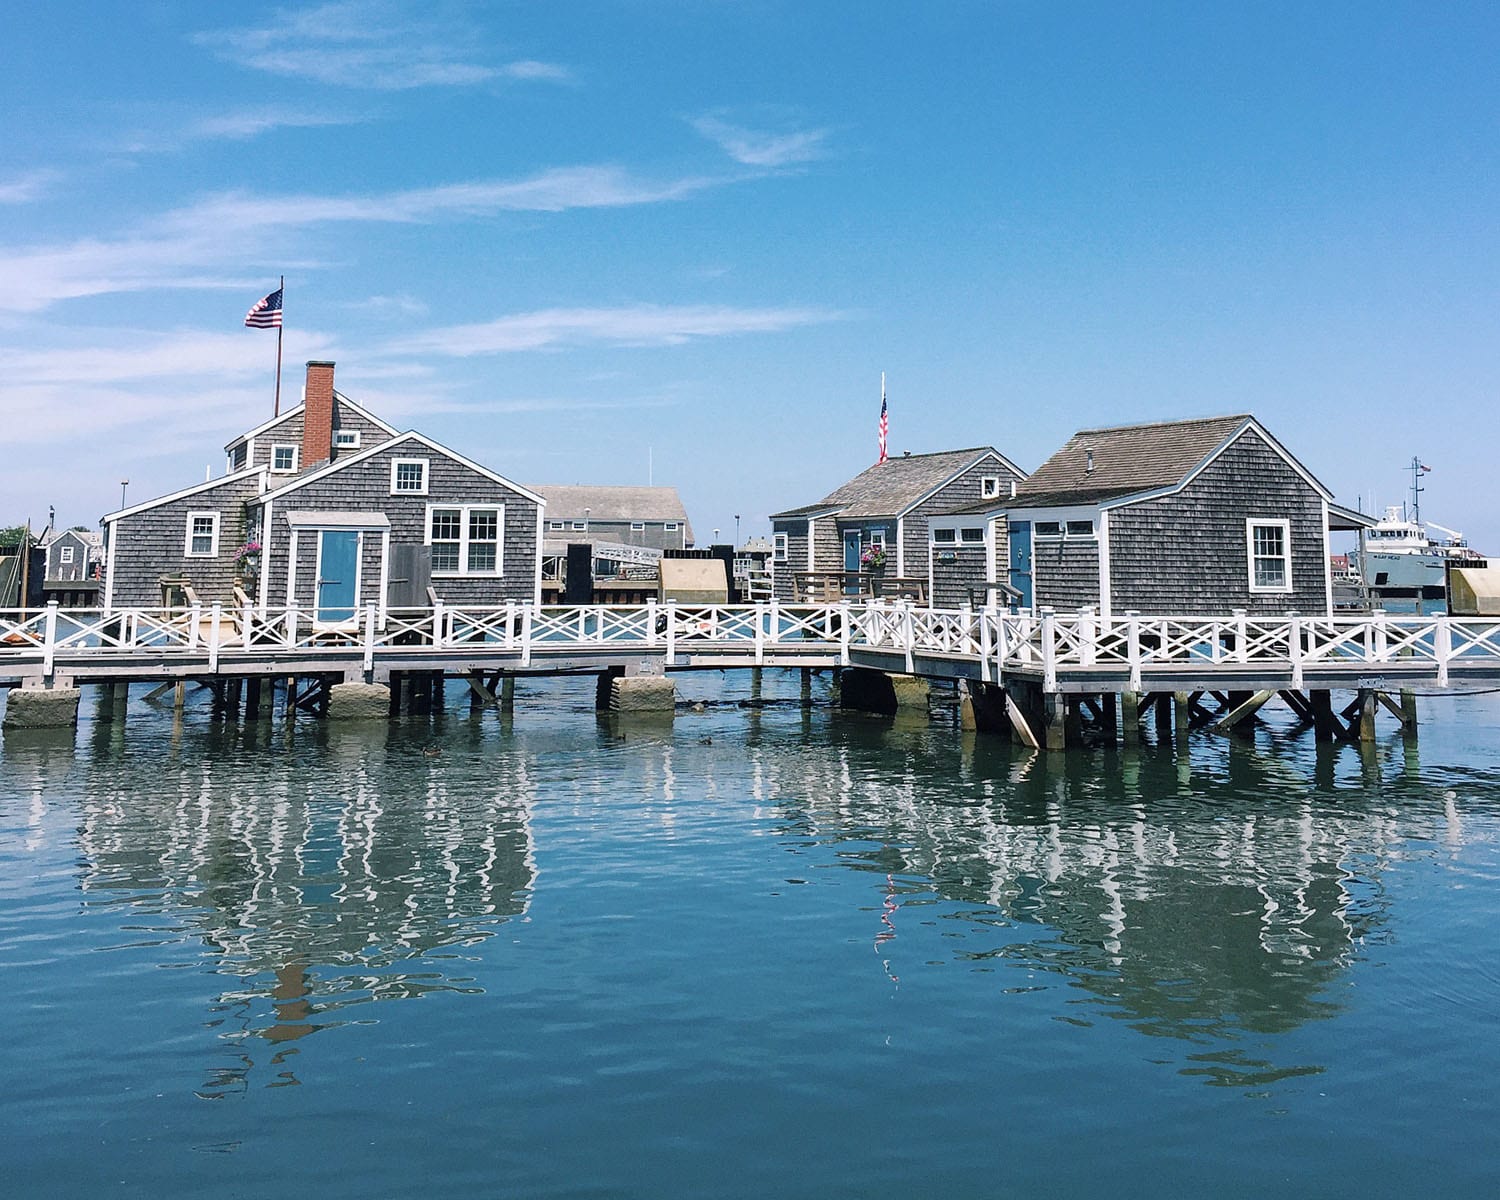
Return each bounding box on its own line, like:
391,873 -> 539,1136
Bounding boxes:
273,275 -> 284,417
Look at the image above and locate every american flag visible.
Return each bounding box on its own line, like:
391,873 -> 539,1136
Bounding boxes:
245,287 -> 283,328
877,387 -> 889,464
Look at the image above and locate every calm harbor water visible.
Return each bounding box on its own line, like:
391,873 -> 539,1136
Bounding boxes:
4,673 -> 1500,1198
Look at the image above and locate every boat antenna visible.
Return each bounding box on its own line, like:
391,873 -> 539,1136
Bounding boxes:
1410,455 -> 1424,525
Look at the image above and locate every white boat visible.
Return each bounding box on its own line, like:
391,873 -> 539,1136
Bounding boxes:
1357,459 -> 1485,597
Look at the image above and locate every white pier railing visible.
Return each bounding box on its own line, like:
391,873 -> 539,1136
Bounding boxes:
3,602 -> 1500,689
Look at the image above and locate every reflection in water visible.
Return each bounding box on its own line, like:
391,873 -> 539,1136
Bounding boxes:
752,727 -> 1413,1087
71,722 -> 536,1096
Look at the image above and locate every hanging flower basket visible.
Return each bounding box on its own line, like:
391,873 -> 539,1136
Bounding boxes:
860,547 -> 888,572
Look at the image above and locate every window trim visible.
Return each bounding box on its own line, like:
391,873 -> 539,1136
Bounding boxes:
1065,519 -> 1095,539
334,429 -> 362,450
1034,521 -> 1064,539
773,532 -> 789,563
59,545 -> 75,564
959,527 -> 985,544
663,522 -> 681,532
390,458 -> 430,496
980,475 -> 1002,500
931,527 -> 957,544
183,510 -> 220,558
1247,518 -> 1293,594
630,521 -> 646,531
270,443 -> 300,474
549,520 -> 565,530
571,520 -> 587,531
425,503 -> 505,577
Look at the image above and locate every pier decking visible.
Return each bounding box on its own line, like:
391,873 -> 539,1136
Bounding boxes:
3,601 -> 1498,739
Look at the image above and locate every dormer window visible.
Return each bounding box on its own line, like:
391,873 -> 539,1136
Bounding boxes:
980,476 -> 1002,499
390,458 -> 429,495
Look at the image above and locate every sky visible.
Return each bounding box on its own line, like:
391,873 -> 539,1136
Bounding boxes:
3,1 -> 1498,551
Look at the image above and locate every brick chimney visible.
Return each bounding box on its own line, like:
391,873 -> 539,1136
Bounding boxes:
302,360 -> 335,469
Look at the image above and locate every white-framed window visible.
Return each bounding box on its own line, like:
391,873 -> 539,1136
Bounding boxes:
960,527 -> 985,544
59,545 -> 75,564
184,511 -> 220,557
980,476 -> 1002,499
1035,521 -> 1063,538
334,429 -> 361,449
549,520 -> 565,530
664,522 -> 680,532
427,504 -> 504,576
932,528 -> 957,544
630,521 -> 646,531
1248,519 -> 1292,593
773,532 -> 789,563
1066,519 -> 1095,538
390,458 -> 429,495
571,520 -> 587,531
271,443 -> 299,473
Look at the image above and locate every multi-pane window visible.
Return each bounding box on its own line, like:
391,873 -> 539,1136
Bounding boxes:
980,476 -> 1002,499
59,545 -> 75,564
1035,521 -> 1063,538
960,527 -> 985,543
1066,520 -> 1094,538
334,430 -> 360,449
185,511 -> 219,557
428,505 -> 502,575
271,444 -> 298,472
391,459 -> 428,495
1248,520 -> 1291,592
773,533 -> 788,563
932,528 -> 957,544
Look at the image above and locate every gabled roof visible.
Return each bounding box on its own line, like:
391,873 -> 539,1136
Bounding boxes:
103,465 -> 269,524
770,447 -> 1017,521
952,414 -> 1333,514
223,390 -> 399,452
530,485 -> 689,524
256,430 -> 546,507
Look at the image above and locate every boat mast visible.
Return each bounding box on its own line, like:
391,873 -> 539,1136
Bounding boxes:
1410,455 -> 1424,525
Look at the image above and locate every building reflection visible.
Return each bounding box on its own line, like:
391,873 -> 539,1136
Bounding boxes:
74,722 -> 536,1096
757,725 -> 1410,1087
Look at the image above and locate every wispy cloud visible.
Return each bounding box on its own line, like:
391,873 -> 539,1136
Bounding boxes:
113,106 -> 367,154
0,165 -> 726,312
195,2 -> 570,91
0,169 -> 62,205
692,114 -> 831,168
390,304 -> 845,356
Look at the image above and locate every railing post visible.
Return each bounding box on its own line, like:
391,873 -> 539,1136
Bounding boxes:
208,603 -> 222,673
839,600 -> 852,665
1233,608 -> 1248,664
242,601 -> 255,649
1040,606 -> 1058,694
665,601 -> 677,666
903,600 -> 916,674
505,600 -> 516,650
1435,614 -> 1451,688
1289,614 -> 1304,690
1126,610 -> 1142,693
960,602 -> 974,656
1079,606 -> 1096,667
768,596 -> 781,652
753,601 -> 767,665
432,600 -> 446,648
1373,607 -> 1389,663
187,602 -> 202,651
994,609 -> 1011,681
646,598 -> 658,649
520,603 -> 534,667
363,603 -> 377,676
977,603 -> 992,680
42,601 -> 58,678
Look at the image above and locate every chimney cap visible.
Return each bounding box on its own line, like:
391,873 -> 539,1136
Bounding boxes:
306,359 -> 336,368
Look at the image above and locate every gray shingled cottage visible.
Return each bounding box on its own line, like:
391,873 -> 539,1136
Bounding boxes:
768,447 -> 1027,601
103,361 -> 545,618
533,485 -> 694,552
929,414 -> 1360,616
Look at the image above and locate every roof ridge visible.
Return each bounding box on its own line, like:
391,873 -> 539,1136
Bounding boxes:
1073,413 -> 1251,437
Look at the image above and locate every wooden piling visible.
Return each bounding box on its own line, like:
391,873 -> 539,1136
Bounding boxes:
1121,691 -> 1141,746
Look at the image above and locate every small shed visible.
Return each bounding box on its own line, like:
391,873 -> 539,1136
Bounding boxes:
930,415 -> 1346,617
769,447 -> 1027,602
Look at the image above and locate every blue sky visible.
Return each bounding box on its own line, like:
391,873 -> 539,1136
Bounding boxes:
3,1 -> 1498,549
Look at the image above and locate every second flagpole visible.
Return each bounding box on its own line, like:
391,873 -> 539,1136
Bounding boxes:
273,275 -> 284,417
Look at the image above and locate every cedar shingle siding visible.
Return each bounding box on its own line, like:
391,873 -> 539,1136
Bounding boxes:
771,519 -> 809,601
930,545 -> 989,608
108,475 -> 263,606
1107,428 -> 1326,615
1033,535 -> 1102,612
261,443 -> 540,609
902,459 -> 1021,578
236,399 -> 394,471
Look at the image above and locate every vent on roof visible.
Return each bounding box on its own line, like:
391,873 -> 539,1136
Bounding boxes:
1085,449 -> 1095,475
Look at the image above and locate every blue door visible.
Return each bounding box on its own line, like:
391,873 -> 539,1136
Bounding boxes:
1008,521 -> 1033,612
843,529 -> 862,594
317,530 -> 359,622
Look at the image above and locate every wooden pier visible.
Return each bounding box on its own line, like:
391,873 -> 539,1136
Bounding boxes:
3,601 -> 1497,743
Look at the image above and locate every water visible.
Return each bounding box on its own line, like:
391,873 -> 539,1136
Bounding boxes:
4,675 -> 1500,1198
